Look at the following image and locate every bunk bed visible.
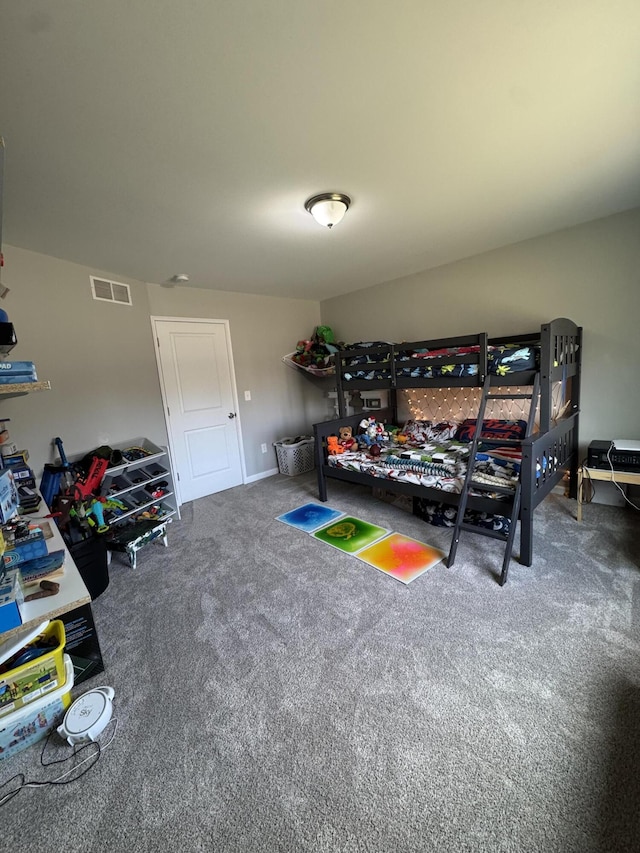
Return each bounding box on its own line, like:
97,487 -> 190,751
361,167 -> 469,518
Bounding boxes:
312,318 -> 582,580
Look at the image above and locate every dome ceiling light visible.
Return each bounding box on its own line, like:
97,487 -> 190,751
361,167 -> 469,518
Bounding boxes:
304,192 -> 351,229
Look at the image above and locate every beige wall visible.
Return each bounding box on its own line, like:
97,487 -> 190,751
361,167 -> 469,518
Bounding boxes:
320,208 -> 640,453
147,285 -> 324,476
3,207 -> 637,503
1,246 -> 166,472
1,246 -> 323,485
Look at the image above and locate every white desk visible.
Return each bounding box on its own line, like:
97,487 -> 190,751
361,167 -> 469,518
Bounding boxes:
577,466 -> 640,522
1,515 -> 91,640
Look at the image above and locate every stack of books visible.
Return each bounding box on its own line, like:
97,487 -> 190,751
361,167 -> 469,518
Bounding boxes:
0,420 -> 40,514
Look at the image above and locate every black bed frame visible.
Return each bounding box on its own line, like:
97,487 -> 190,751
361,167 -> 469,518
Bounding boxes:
313,318 -> 582,568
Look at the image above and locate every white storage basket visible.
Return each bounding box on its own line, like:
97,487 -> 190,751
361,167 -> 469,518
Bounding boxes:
273,436 -> 315,476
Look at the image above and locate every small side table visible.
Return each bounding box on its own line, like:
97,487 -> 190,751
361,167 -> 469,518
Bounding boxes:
106,520 -> 169,569
577,466 -> 640,522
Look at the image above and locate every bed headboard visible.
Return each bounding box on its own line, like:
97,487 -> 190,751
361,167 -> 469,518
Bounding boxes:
401,381 -> 569,430
540,318 -> 581,432
402,318 -> 581,432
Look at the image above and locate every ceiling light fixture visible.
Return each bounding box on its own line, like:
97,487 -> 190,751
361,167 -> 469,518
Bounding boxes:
304,192 -> 351,229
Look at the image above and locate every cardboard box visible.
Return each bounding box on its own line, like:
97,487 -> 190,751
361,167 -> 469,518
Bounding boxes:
0,375 -> 37,385
0,468 -> 19,524
0,361 -> 37,374
7,522 -> 48,548
7,464 -> 36,488
0,450 -> 29,468
4,538 -> 49,568
17,549 -> 65,588
0,567 -> 23,632
372,486 -> 413,514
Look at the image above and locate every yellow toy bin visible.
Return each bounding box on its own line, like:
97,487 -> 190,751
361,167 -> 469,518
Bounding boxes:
0,620 -> 66,720
0,655 -> 74,760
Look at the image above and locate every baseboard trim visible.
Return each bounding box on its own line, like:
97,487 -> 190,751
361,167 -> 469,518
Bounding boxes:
245,467 -> 279,484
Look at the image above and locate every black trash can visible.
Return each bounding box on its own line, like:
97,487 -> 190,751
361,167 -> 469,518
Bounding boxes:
69,537 -> 109,600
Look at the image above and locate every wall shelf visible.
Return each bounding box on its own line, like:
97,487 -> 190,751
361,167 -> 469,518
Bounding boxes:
0,380 -> 51,399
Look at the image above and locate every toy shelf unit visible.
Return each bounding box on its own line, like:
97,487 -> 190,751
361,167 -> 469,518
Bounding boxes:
98,438 -> 180,567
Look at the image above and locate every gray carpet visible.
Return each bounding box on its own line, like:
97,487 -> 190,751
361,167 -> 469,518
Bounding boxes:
2,473 -> 639,852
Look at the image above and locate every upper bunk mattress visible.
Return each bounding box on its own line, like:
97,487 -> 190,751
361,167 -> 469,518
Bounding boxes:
341,342 -> 538,382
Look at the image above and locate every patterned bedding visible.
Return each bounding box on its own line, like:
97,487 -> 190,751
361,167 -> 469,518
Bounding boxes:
326,438 -> 521,496
340,341 -> 393,382
341,342 -> 539,382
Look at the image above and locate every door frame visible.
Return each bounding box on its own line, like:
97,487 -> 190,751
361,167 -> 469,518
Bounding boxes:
150,316 -> 247,505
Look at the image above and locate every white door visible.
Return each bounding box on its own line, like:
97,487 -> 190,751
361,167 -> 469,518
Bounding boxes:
152,318 -> 244,503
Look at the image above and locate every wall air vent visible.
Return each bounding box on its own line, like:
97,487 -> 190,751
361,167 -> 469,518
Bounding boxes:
90,276 -> 132,306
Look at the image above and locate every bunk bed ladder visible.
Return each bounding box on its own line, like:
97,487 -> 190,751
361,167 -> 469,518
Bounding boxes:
447,373 -> 541,586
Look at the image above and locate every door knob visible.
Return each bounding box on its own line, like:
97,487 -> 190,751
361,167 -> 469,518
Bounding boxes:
228,412 -> 236,419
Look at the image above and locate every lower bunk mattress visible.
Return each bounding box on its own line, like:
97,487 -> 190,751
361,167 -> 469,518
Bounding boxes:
326,439 -> 521,495
326,439 -> 521,533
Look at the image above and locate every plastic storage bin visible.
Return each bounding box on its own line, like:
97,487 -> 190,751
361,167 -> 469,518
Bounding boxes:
0,655 -> 74,760
274,436 -> 315,476
0,620 -> 66,719
142,462 -> 168,479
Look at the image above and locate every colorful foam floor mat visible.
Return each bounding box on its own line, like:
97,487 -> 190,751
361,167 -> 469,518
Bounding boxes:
277,503 -> 445,584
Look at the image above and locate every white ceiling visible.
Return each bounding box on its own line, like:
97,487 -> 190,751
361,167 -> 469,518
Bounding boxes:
1,1 -> 639,301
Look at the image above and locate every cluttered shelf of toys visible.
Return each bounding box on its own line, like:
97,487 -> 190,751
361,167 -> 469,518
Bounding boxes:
39,436 -> 179,568
0,344 -> 84,637
0,513 -> 91,637
0,420 -> 93,637
97,439 -> 178,527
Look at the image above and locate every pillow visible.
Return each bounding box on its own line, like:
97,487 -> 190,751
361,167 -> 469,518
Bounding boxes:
424,420 -> 458,442
456,418 -> 528,443
401,419 -> 432,445
488,345 -> 538,375
401,419 -> 458,444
